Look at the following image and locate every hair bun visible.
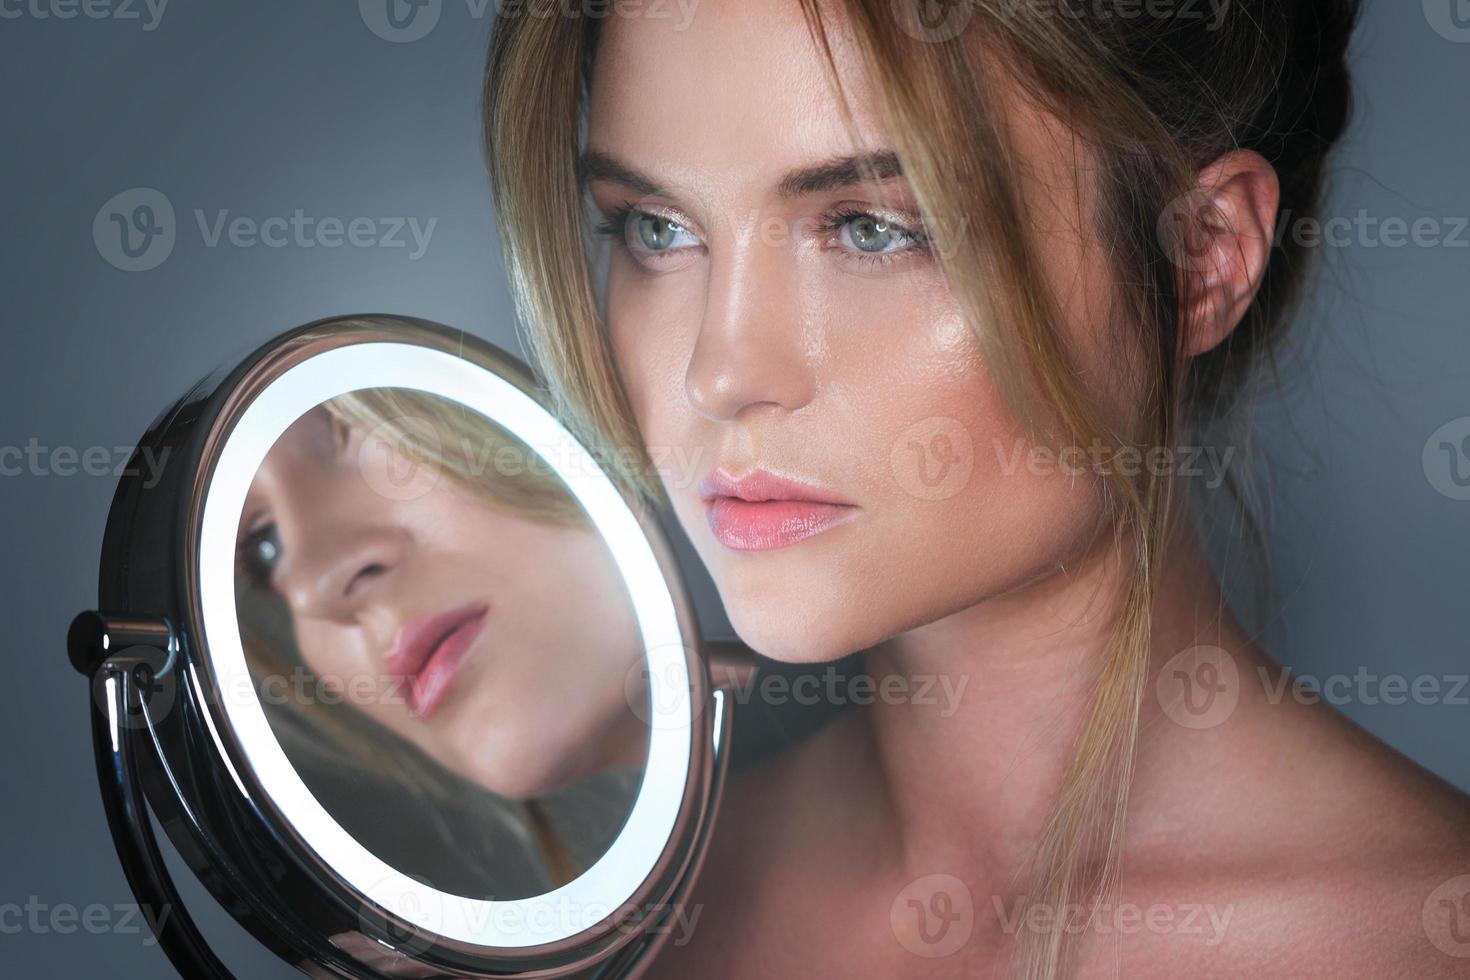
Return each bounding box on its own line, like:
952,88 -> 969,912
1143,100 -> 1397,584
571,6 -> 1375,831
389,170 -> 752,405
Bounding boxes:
1288,0 -> 1361,145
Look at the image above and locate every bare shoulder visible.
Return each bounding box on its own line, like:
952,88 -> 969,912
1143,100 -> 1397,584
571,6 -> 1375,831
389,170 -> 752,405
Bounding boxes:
1261,719 -> 1470,977
1114,680 -> 1470,978
1090,830 -> 1470,979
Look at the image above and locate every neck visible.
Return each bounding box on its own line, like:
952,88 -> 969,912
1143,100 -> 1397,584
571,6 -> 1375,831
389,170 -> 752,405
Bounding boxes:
857,516 -> 1248,890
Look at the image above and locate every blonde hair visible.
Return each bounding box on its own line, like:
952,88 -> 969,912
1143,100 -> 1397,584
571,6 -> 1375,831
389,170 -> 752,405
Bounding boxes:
482,2 -> 1358,974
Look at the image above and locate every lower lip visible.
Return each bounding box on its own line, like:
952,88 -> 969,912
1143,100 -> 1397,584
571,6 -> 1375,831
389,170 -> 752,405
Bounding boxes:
704,497 -> 857,552
408,611 -> 488,719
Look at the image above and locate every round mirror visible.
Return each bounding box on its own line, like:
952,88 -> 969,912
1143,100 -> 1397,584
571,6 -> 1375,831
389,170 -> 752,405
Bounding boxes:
69,315 -> 731,979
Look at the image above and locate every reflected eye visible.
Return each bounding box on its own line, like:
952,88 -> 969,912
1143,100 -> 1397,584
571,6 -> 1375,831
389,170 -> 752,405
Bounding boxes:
237,523 -> 283,588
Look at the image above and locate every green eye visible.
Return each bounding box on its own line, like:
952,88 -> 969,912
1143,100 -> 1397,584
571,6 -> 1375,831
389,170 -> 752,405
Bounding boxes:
635,213 -> 685,251
846,214 -> 900,253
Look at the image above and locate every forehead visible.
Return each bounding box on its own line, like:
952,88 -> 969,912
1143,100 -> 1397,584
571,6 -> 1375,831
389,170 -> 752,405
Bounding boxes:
586,0 -> 889,198
268,406 -> 335,459
246,408 -> 337,505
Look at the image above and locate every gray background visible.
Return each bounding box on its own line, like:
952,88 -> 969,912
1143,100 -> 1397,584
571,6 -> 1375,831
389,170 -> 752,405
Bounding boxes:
1,1 -> 1467,976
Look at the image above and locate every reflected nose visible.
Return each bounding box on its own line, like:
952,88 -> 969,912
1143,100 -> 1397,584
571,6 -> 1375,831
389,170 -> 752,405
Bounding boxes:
684,237 -> 814,422
278,521 -> 411,624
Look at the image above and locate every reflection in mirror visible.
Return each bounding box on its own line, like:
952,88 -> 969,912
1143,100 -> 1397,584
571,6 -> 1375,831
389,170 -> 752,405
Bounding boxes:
232,387 -> 650,900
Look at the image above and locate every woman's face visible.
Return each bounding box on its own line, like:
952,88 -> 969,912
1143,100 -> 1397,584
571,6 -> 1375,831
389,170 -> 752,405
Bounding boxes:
587,2 -> 1123,662
236,403 -> 646,800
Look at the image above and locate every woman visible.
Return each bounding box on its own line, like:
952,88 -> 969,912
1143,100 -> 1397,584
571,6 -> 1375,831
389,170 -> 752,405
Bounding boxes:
234,350 -> 649,898
484,1 -> 1470,977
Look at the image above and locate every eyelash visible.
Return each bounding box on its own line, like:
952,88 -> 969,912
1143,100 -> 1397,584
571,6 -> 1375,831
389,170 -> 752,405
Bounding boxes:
592,202 -> 932,269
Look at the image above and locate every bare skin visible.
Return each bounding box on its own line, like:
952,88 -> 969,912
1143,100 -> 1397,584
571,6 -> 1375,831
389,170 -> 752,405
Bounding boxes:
649,532 -> 1470,978
580,2 -> 1470,976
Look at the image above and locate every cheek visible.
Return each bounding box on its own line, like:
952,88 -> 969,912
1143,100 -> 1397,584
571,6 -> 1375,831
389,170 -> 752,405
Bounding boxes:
724,289 -> 1107,659
838,305 -> 1106,603
875,402 -> 1106,610
604,260 -> 700,445
292,621 -> 362,694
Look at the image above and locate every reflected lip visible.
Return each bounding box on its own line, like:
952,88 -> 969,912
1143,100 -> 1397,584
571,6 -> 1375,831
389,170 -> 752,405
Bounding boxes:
385,602 -> 490,719
698,467 -> 857,552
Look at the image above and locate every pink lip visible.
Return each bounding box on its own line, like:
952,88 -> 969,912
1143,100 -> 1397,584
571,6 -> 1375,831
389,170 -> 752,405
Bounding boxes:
698,467 -> 857,552
385,602 -> 489,719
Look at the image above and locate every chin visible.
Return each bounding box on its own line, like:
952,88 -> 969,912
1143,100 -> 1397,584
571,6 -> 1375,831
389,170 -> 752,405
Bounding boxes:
720,587 -> 872,664
444,736 -> 556,801
469,764 -> 553,802
694,530 -> 875,664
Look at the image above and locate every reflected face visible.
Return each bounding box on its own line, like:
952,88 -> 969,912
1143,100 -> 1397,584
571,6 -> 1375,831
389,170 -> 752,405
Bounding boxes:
587,1 -> 1123,662
236,403 -> 646,799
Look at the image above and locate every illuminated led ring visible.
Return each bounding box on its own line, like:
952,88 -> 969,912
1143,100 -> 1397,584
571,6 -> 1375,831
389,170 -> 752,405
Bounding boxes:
197,342 -> 691,948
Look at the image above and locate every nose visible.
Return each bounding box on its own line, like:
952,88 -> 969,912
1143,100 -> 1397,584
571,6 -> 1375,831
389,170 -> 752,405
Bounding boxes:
684,233 -> 815,422
278,520 -> 411,625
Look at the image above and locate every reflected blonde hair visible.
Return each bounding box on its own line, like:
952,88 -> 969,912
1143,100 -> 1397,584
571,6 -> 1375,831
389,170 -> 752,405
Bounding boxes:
483,2 -> 1358,974
323,384 -> 588,527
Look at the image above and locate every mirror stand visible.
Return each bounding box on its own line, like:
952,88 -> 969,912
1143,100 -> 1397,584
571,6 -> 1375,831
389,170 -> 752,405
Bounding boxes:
71,612 -> 235,980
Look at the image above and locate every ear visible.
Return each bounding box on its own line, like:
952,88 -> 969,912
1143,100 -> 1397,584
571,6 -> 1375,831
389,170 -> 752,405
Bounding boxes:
1167,150 -> 1281,357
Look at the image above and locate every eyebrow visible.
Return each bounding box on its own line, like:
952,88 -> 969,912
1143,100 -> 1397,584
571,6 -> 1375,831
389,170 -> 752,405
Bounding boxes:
577,149 -> 905,200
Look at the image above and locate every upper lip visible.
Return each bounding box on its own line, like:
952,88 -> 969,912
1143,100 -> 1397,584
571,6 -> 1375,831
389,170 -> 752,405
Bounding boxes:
697,467 -> 854,506
384,602 -> 490,677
